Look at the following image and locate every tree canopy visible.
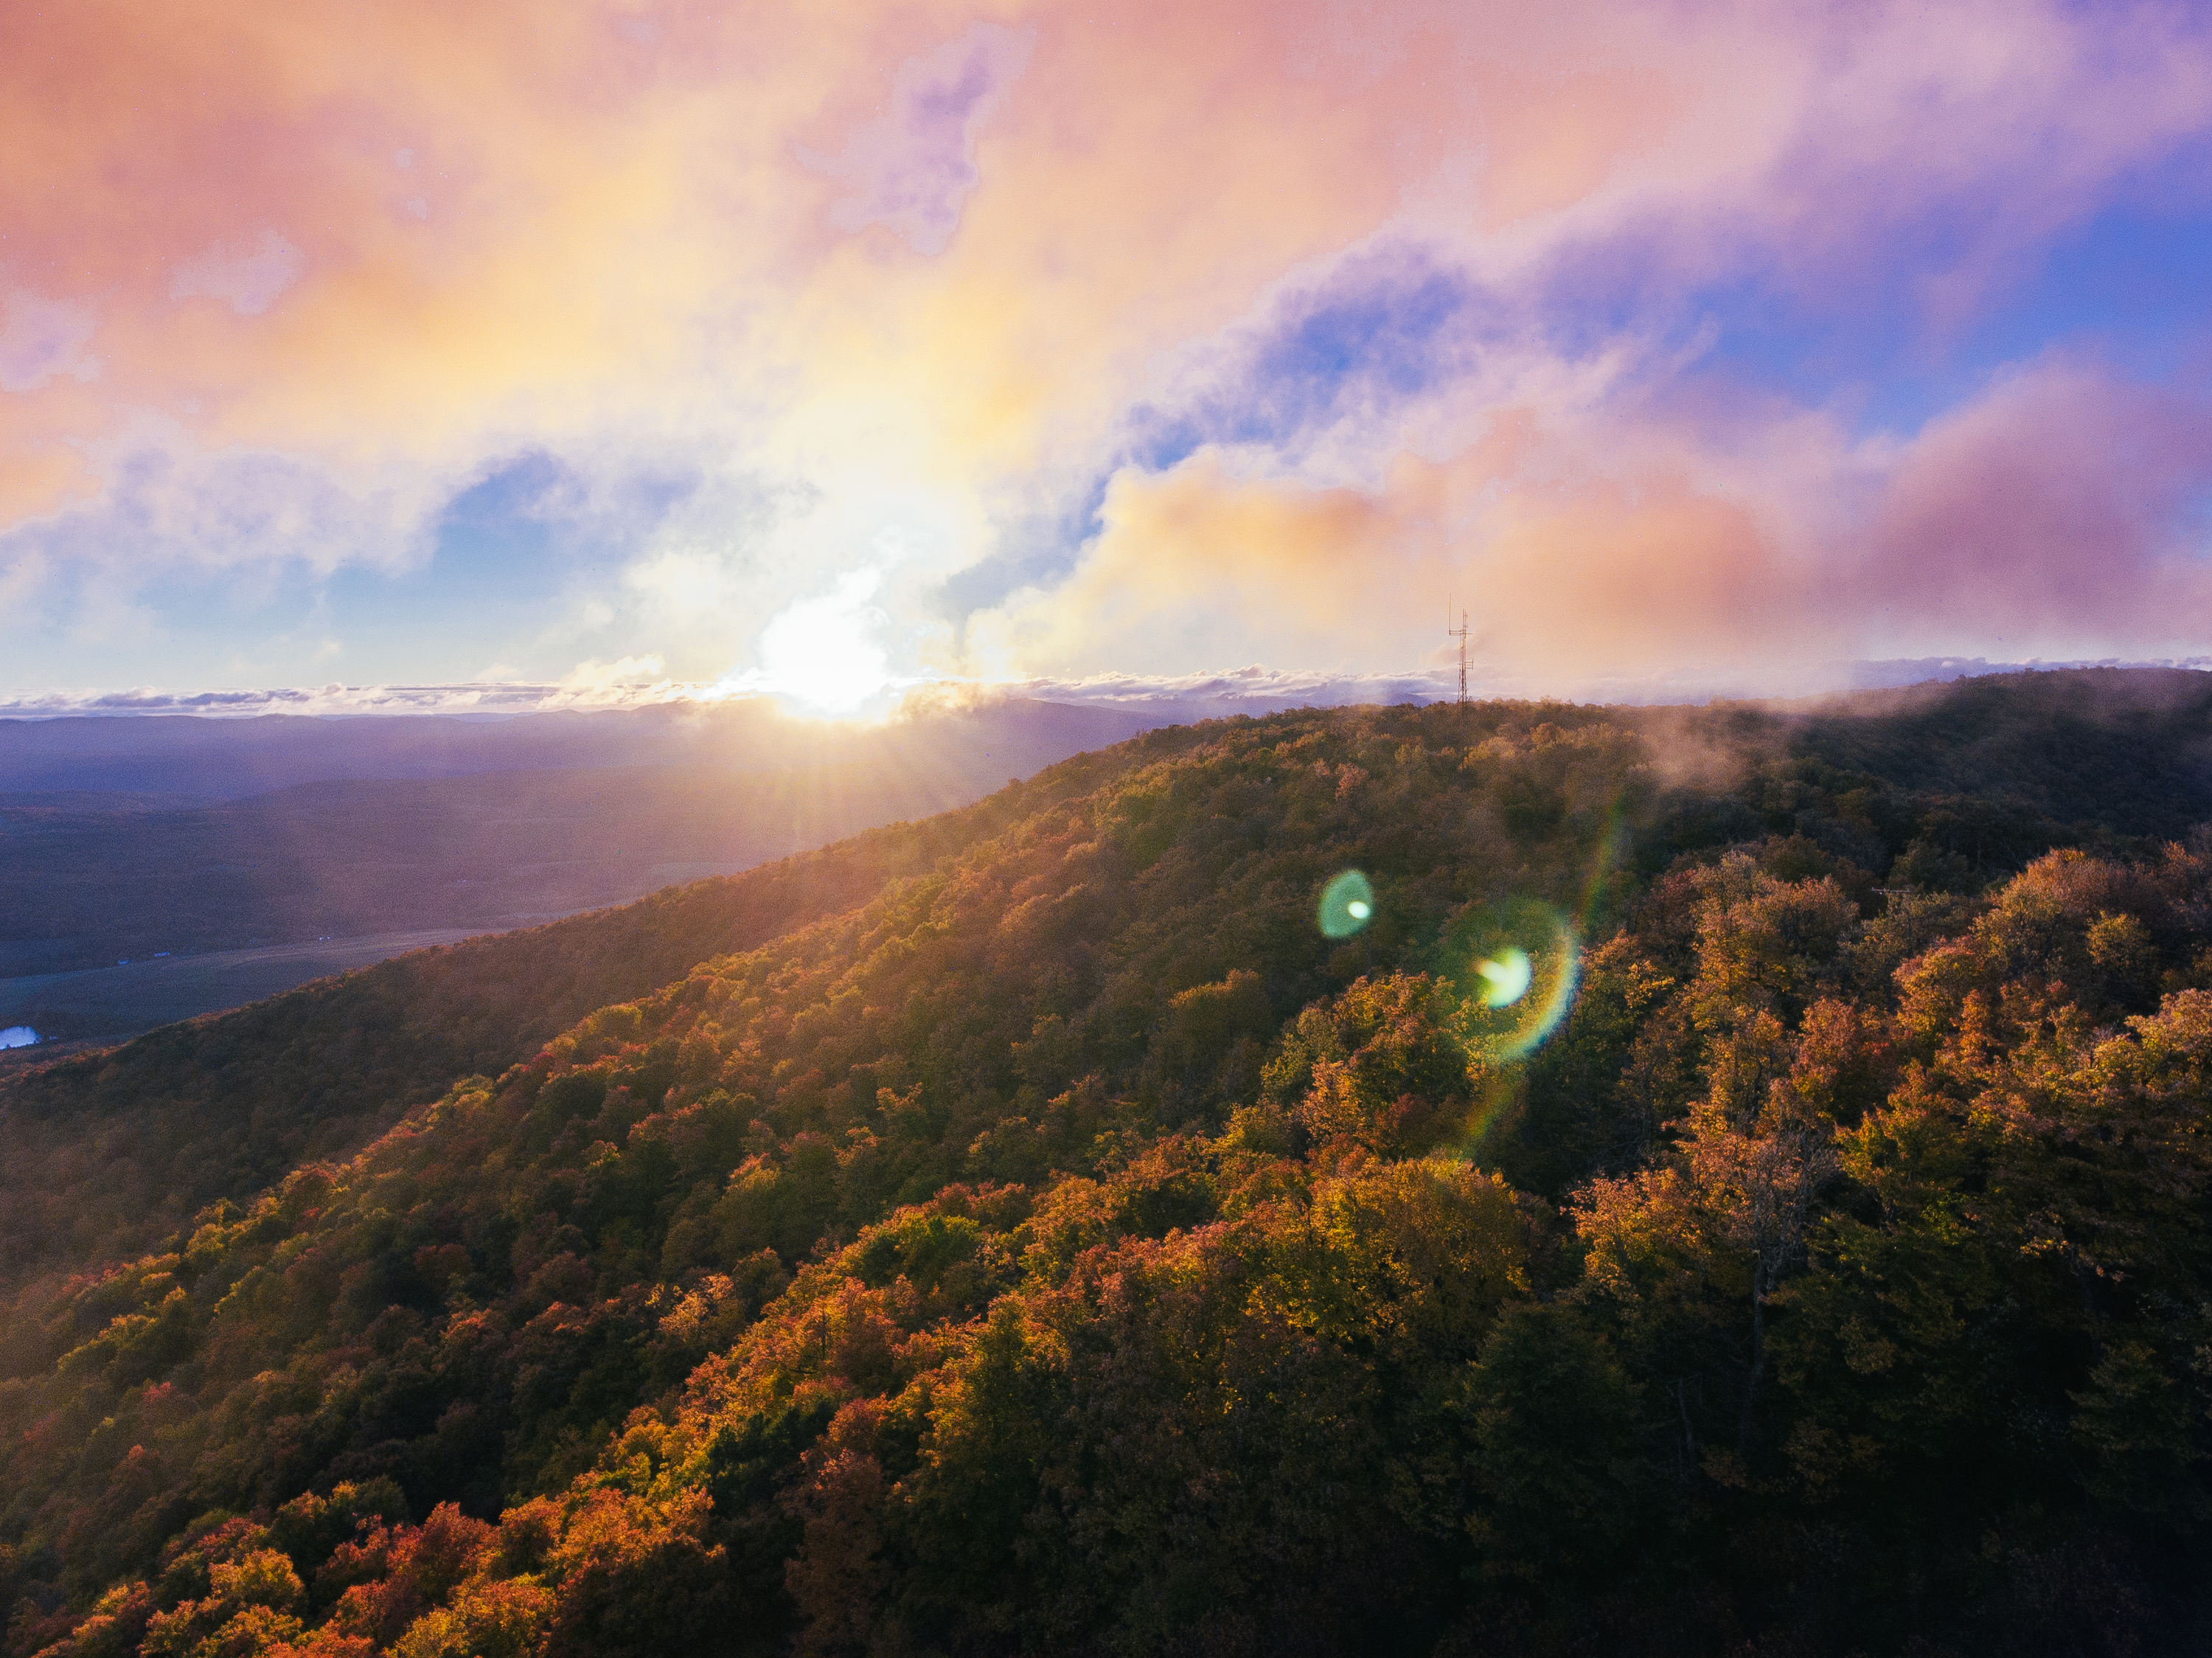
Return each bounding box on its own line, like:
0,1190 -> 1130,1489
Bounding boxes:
5,685 -> 2209,1656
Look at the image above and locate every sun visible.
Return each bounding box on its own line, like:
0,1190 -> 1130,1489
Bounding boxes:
748,570 -> 894,716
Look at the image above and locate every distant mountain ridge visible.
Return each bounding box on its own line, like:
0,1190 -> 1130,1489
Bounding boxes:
0,697 -> 1153,799
0,698 -> 1160,1004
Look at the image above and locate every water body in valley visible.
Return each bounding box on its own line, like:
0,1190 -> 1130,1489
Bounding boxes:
0,929 -> 489,1047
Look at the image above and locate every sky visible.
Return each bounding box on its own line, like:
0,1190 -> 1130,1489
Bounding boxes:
3,0 -> 2211,715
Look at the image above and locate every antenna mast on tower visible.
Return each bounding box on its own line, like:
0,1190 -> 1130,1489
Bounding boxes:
1447,603 -> 1470,707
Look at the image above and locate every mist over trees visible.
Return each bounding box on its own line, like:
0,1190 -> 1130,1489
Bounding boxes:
4,677 -> 2210,1656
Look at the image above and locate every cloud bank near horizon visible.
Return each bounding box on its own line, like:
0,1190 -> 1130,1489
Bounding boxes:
2,0 -> 2210,701
11,656 -> 2211,725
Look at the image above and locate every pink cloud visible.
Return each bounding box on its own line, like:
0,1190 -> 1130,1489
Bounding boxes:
1853,362 -> 2212,653
969,351 -> 2212,693
170,229 -> 307,316
0,291 -> 99,392
803,21 -> 1037,257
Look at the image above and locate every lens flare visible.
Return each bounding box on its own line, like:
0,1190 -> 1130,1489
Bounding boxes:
1318,870 -> 1375,938
1475,946 -> 1531,1007
1444,896 -> 1579,1061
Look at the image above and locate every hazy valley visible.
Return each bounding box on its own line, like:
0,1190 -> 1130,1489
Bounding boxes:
0,699 -> 1155,1045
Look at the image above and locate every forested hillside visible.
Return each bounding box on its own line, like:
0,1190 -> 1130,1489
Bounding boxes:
1784,667 -> 2212,837
4,679 -> 2209,1656
0,743 -> 1169,1299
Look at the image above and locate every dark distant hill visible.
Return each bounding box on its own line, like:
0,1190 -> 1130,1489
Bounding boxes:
15,669 -> 2205,994
0,703 -> 765,798
0,697 -> 1152,799
0,698 -> 1157,988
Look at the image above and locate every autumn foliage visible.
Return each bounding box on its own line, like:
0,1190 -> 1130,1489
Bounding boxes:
5,696 -> 2210,1656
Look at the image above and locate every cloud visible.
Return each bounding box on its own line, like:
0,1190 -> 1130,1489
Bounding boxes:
546,653 -> 678,706
804,22 -> 1037,256
968,353 -> 2212,696
1,0 -> 2211,698
0,674 -> 703,718
20,651 -> 2208,724
170,229 -> 307,316
0,291 -> 99,392
0,437 -> 431,638
1121,245 -> 1485,476
1853,362 -> 2212,653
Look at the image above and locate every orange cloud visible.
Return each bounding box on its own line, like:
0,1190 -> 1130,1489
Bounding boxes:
973,350 -> 2212,695
970,433 -> 1815,689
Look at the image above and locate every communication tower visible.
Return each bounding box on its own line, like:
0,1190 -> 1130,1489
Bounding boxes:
1447,604 -> 1470,707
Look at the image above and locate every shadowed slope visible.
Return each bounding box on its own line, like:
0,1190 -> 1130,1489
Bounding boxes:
1788,667 -> 2212,836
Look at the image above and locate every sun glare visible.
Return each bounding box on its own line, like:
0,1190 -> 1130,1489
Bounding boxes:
748,569 -> 894,716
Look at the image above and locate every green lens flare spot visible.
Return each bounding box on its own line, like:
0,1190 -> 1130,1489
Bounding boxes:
1443,896 -> 1579,1061
1475,946 -> 1531,1007
1318,870 -> 1376,938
